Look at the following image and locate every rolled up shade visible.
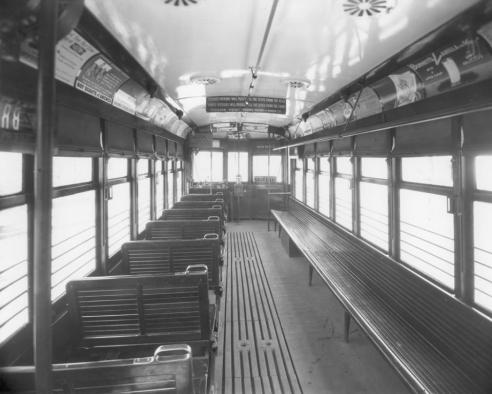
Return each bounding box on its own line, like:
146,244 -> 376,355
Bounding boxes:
393,118 -> 456,156
167,140 -> 177,157
316,140 -> 331,156
55,106 -> 102,155
463,110 -> 492,154
155,136 -> 168,158
106,122 -> 135,156
303,143 -> 316,157
136,130 -> 154,157
176,143 -> 184,159
354,131 -> 392,156
331,137 -> 353,155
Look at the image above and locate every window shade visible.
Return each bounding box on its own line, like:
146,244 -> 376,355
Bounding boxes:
463,110 -> 492,154
106,122 -> 135,156
393,118 -> 456,156
332,137 -> 353,155
354,131 -> 391,156
136,130 -> 154,157
167,140 -> 177,158
317,140 -> 332,156
56,106 -> 102,155
303,143 -> 316,157
155,136 -> 168,158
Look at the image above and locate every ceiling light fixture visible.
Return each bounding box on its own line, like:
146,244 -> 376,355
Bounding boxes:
163,0 -> 199,6
283,78 -> 311,89
342,0 -> 395,17
190,75 -> 221,85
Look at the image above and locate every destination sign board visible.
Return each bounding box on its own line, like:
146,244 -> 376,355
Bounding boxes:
206,96 -> 286,114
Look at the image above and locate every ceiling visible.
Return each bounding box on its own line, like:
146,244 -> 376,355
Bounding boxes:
86,0 -> 479,137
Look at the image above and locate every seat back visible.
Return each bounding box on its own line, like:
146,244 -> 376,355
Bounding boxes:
146,219 -> 221,242
161,208 -> 223,223
121,239 -> 220,289
0,345 -> 194,394
66,272 -> 210,349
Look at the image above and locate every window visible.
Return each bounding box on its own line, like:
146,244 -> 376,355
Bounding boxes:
108,182 -> 131,257
306,158 -> 315,208
476,156 -> 492,191
335,157 -> 352,230
360,182 -> 388,251
176,168 -> 182,202
167,160 -> 174,208
0,152 -> 22,196
335,178 -> 352,230
193,151 -> 223,182
318,157 -> 330,217
295,158 -> 303,201
474,202 -> 492,312
0,205 -> 28,344
337,157 -> 352,175
402,156 -> 452,186
51,191 -> 96,301
252,155 -> 282,183
107,158 -> 128,179
138,178 -> 150,233
53,157 -> 92,187
137,159 -> 149,176
400,189 -> 454,288
228,152 -> 248,182
156,171 -> 164,217
361,158 -> 387,179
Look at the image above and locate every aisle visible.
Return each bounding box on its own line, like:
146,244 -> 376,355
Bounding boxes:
215,231 -> 303,394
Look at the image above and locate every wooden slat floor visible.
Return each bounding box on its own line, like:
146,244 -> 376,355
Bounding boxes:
215,231 -> 303,394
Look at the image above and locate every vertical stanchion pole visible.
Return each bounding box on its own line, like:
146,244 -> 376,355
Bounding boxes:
34,0 -> 58,392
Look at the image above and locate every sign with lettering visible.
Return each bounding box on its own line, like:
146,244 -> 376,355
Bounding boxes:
206,96 -> 286,114
0,96 -> 35,132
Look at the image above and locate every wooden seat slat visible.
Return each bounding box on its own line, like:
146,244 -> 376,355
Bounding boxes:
271,201 -> 492,394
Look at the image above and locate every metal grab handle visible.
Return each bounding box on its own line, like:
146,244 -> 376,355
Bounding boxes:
212,205 -> 222,209
153,344 -> 192,361
203,233 -> 219,240
214,199 -> 224,203
185,264 -> 208,275
215,192 -> 223,196
207,216 -> 220,221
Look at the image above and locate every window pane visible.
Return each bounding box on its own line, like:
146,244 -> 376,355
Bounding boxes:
0,205 -> 28,344
52,191 -> 96,301
252,155 -> 282,183
400,189 -> 454,288
108,182 -> 130,257
168,165 -> 174,208
295,159 -> 303,201
306,158 -> 315,171
319,157 -> 330,172
53,157 -> 92,187
137,159 -> 149,175
228,152 -> 248,182
306,170 -> 315,208
401,156 -> 452,186
336,157 -> 352,175
156,160 -> 163,174
156,173 -> 164,218
319,173 -> 330,217
361,158 -> 387,179
0,152 -> 22,196
138,178 -> 150,233
176,171 -> 182,202
474,201 -> 492,312
193,151 -> 211,182
335,178 -> 352,230
107,158 -> 127,179
476,156 -> 492,191
211,152 -> 223,182
360,182 -> 388,251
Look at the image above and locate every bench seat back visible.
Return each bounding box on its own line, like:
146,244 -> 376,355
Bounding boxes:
121,239 -> 221,289
160,208 -> 223,224
287,200 -> 492,391
181,194 -> 224,202
173,201 -> 224,213
146,219 -> 222,243
66,272 -> 210,349
0,345 -> 195,394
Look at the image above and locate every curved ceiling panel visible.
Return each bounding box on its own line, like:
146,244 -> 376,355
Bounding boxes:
86,0 -> 480,132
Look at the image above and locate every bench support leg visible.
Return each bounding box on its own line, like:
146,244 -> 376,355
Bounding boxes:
308,265 -> 313,286
344,310 -> 351,343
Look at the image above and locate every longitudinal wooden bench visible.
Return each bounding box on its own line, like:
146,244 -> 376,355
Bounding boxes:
271,200 -> 492,394
62,271 -> 213,392
121,238 -> 222,293
160,208 -> 225,234
146,218 -> 223,245
0,345 -> 197,394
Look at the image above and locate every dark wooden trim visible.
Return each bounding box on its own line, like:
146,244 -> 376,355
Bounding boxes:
150,160 -> 156,220
0,194 -> 27,210
33,0 -> 57,391
130,159 -> 138,239
353,156 -> 360,236
399,181 -> 453,196
389,157 -> 400,260
52,183 -> 95,198
94,157 -> 105,275
473,190 -> 492,203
